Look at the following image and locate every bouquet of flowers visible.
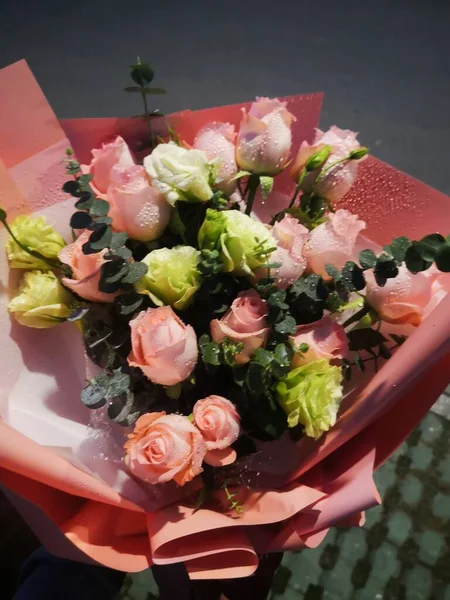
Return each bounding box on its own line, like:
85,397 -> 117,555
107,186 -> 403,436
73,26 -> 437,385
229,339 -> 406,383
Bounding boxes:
0,59 -> 449,578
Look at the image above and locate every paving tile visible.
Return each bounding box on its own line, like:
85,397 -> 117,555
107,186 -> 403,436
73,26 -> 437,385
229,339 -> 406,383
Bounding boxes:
387,511 -> 413,546
420,411 -> 444,443
320,554 -> 354,599
418,530 -> 445,565
284,547 -> 323,593
432,492 -> 450,519
400,474 -> 423,505
403,565 -> 432,599
409,443 -> 433,471
438,456 -> 450,485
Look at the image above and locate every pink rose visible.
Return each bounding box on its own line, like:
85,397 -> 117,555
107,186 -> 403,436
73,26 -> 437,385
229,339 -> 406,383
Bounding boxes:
193,395 -> 240,467
194,123 -> 237,195
83,136 -> 134,194
424,265 -> 450,315
236,97 -> 296,175
128,306 -> 198,386
292,127 -> 364,203
210,289 -> 269,364
59,230 -> 114,303
107,164 -> 171,242
124,412 -> 206,486
303,209 -> 366,278
291,316 -> 349,367
365,265 -> 432,327
255,214 -> 308,289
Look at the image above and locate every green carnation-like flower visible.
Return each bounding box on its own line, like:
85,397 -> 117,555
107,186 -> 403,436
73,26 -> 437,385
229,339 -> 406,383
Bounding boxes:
8,271 -> 72,328
6,215 -> 65,270
137,245 -> 201,311
198,209 -> 276,276
276,359 -> 343,439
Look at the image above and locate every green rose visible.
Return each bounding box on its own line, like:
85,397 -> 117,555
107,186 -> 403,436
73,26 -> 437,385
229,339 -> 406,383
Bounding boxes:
276,359 -> 343,439
137,245 -> 201,310
198,209 -> 276,276
6,215 -> 65,270
143,142 -> 215,205
8,271 -> 72,328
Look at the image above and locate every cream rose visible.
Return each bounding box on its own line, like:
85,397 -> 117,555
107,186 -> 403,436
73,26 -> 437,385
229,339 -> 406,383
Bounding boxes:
107,164 -> 171,242
143,142 -> 214,204
193,396 -> 240,467
128,306 -> 198,386
210,289 -> 269,364
59,230 -> 114,303
124,412 -> 206,486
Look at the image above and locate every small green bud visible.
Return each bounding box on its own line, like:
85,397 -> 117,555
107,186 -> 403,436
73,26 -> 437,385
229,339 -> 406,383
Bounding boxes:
349,147 -> 369,160
305,145 -> 332,172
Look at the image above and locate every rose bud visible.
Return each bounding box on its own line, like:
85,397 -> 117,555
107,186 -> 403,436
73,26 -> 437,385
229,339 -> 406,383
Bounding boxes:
194,122 -> 237,195
6,215 -> 65,270
128,306 -> 198,386
303,209 -> 366,279
292,127 -> 366,203
291,316 -> 349,367
83,136 -> 134,194
124,412 -> 206,486
107,164 -> 171,242
8,271 -> 72,328
236,97 -> 296,175
210,289 -> 269,364
255,214 -> 308,289
193,396 -> 240,467
59,230 -> 115,303
365,264 -> 432,327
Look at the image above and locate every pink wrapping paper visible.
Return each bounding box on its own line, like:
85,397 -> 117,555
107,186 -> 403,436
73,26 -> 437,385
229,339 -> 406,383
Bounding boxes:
0,60 -> 449,579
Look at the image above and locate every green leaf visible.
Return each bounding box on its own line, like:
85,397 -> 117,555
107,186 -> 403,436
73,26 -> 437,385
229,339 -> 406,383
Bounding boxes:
112,247 -> 133,260
130,62 -> 154,86
110,232 -> 129,250
114,293 -> 144,316
374,253 -> 399,285
274,314 -> 296,335
359,249 -> 377,270
252,348 -> 274,368
274,343 -> 291,367
325,264 -> 342,281
77,174 -> 93,187
378,343 -> 392,359
101,260 -> 129,285
81,384 -> 107,409
404,243 -> 433,274
260,176 -> 274,200
384,236 -> 411,265
108,370 -> 131,397
341,261 -> 366,292
70,211 -> 92,229
75,193 -> 94,211
202,342 -> 221,366
246,363 -> 266,394
268,289 -> 288,309
90,199 -> 110,217
121,262 -> 148,284
347,328 -> 387,351
231,170 -> 251,181
349,147 -> 369,160
62,180 -> 80,196
416,233 -> 446,262
435,243 -> 450,272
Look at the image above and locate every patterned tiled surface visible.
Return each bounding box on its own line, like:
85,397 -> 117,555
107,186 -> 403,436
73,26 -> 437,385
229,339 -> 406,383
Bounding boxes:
122,388 -> 450,599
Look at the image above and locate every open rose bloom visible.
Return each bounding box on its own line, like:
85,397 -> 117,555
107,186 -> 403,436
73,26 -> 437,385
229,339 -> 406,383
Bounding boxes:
0,60 -> 450,580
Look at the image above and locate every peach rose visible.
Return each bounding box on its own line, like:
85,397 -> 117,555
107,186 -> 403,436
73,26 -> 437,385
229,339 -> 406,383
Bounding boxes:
424,265 -> 450,315
83,136 -> 134,194
303,209 -> 366,279
128,306 -> 198,386
236,97 -> 296,175
193,395 -> 240,467
292,127 -> 364,203
59,230 -> 114,303
124,412 -> 206,486
365,265 -> 432,327
194,122 -> 237,195
107,164 -> 171,242
291,316 -> 349,367
210,289 -> 269,364
255,214 -> 308,289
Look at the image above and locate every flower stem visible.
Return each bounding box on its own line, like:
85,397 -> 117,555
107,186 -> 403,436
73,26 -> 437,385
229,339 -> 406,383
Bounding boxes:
141,87 -> 153,147
342,303 -> 370,329
289,168 -> 307,208
245,174 -> 260,216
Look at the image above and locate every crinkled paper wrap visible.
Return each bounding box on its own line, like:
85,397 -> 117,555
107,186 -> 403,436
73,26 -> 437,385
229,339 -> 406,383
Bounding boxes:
0,60 -> 449,578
